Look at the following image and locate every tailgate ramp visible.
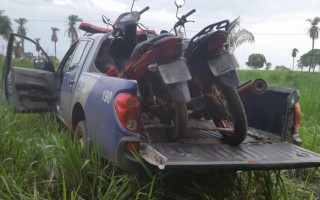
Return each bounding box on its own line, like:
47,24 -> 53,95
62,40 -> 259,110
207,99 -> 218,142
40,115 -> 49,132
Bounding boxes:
140,143 -> 320,170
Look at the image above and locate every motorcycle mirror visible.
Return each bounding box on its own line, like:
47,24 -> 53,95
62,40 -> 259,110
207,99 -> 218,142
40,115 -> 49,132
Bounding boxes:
102,15 -> 109,24
175,0 -> 185,8
102,15 -> 114,29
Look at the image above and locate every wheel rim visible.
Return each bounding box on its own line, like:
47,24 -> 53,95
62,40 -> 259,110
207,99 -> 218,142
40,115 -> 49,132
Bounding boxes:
206,85 -> 235,137
145,78 -> 187,141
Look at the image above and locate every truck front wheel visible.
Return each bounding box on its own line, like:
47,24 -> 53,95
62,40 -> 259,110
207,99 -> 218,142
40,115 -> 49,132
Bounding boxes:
74,120 -> 91,153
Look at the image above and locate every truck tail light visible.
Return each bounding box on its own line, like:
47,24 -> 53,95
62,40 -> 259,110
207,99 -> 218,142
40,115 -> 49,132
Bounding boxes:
293,103 -> 302,146
294,103 -> 301,134
114,93 -> 140,133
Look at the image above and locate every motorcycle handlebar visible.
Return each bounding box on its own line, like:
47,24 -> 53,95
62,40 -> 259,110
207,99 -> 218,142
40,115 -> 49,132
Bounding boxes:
114,29 -> 121,37
184,9 -> 196,18
174,9 -> 196,30
139,6 -> 150,15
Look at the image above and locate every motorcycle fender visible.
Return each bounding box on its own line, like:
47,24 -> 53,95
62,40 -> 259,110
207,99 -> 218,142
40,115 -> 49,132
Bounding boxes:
158,58 -> 192,84
216,69 -> 240,87
166,81 -> 191,102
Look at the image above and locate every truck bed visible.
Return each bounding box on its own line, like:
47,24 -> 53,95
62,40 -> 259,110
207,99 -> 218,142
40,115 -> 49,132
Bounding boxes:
138,86 -> 320,170
139,119 -> 320,170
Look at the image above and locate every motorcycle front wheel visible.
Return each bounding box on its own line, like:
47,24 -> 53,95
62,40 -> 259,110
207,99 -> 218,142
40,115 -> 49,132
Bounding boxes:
205,83 -> 247,145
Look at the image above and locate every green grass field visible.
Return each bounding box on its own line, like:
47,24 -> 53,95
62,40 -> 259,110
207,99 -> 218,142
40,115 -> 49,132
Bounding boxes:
0,58 -> 319,199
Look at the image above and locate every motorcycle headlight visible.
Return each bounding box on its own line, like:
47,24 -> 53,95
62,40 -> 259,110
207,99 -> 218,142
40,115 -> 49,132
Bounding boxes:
120,14 -> 134,22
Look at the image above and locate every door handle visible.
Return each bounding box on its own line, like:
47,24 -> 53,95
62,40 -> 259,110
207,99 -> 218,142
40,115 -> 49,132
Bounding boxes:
69,80 -> 75,85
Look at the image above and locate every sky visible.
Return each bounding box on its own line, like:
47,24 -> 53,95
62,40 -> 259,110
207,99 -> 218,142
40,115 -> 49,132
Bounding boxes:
1,0 -> 320,70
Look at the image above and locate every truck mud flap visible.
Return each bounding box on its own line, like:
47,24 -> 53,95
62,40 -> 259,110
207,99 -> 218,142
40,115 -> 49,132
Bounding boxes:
139,143 -> 320,170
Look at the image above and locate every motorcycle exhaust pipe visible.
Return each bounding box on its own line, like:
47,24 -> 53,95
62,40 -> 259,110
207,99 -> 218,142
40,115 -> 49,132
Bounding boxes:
237,79 -> 267,101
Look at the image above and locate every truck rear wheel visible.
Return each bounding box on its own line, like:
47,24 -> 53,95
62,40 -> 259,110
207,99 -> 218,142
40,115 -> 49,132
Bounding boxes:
74,120 -> 91,153
205,84 -> 247,145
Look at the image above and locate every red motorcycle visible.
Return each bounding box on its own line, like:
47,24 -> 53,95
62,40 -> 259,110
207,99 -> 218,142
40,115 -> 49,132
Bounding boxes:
172,1 -> 248,145
103,3 -> 192,140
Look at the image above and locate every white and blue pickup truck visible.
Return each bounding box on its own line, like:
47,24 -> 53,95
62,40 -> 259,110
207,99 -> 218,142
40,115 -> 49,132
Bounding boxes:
2,27 -> 320,171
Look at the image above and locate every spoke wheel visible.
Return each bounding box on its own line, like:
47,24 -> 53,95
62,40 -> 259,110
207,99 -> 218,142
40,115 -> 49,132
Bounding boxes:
159,101 -> 188,141
146,77 -> 188,141
205,84 -> 247,145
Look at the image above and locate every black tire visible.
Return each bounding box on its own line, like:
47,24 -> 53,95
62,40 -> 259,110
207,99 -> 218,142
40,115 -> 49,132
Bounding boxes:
166,101 -> 188,141
205,84 -> 247,145
74,120 -> 91,154
147,78 -> 188,141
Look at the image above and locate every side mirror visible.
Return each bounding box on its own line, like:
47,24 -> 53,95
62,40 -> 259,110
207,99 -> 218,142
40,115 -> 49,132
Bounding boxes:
34,58 -> 47,70
175,0 -> 185,8
102,15 -> 109,24
102,15 -> 114,29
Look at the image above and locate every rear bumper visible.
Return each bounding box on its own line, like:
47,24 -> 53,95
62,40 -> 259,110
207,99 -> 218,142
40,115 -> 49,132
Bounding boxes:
116,136 -> 141,171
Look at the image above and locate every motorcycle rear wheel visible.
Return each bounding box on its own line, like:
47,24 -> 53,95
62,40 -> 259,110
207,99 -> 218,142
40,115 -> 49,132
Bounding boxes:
205,84 -> 247,145
147,79 -> 188,141
160,101 -> 188,141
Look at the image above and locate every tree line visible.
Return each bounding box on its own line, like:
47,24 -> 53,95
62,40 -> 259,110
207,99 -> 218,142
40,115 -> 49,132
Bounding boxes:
1,9 -> 320,72
0,10 -> 83,59
1,11 -> 255,62
245,17 -> 320,71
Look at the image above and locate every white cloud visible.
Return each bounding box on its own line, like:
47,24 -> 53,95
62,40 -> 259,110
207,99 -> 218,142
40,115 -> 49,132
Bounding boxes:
90,0 -> 127,12
53,0 -> 74,6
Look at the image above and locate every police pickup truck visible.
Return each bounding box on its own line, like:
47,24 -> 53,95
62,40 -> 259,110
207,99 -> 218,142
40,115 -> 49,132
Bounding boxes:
2,24 -> 320,171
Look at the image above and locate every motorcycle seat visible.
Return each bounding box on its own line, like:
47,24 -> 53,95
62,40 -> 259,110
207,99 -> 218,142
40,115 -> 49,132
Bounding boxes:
130,33 -> 175,61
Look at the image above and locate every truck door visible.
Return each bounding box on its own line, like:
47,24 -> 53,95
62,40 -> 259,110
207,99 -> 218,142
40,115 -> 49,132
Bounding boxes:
58,39 -> 92,124
2,33 -> 56,112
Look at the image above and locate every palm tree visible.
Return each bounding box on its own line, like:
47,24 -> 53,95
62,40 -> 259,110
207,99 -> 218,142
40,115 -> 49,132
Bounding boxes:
306,17 -> 320,72
66,14 -> 82,45
291,48 -> 299,70
34,38 -> 41,57
228,17 -> 255,53
14,18 -> 28,53
51,27 -> 59,58
0,10 -> 12,40
13,40 -> 22,58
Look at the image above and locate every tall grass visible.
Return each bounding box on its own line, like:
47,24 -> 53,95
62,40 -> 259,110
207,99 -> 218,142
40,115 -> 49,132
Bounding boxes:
0,57 -> 59,69
0,106 -> 159,199
0,59 -> 319,199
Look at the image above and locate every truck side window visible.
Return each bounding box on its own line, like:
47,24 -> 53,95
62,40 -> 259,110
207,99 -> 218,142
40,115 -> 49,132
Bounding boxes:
68,40 -> 90,71
95,39 -> 113,73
